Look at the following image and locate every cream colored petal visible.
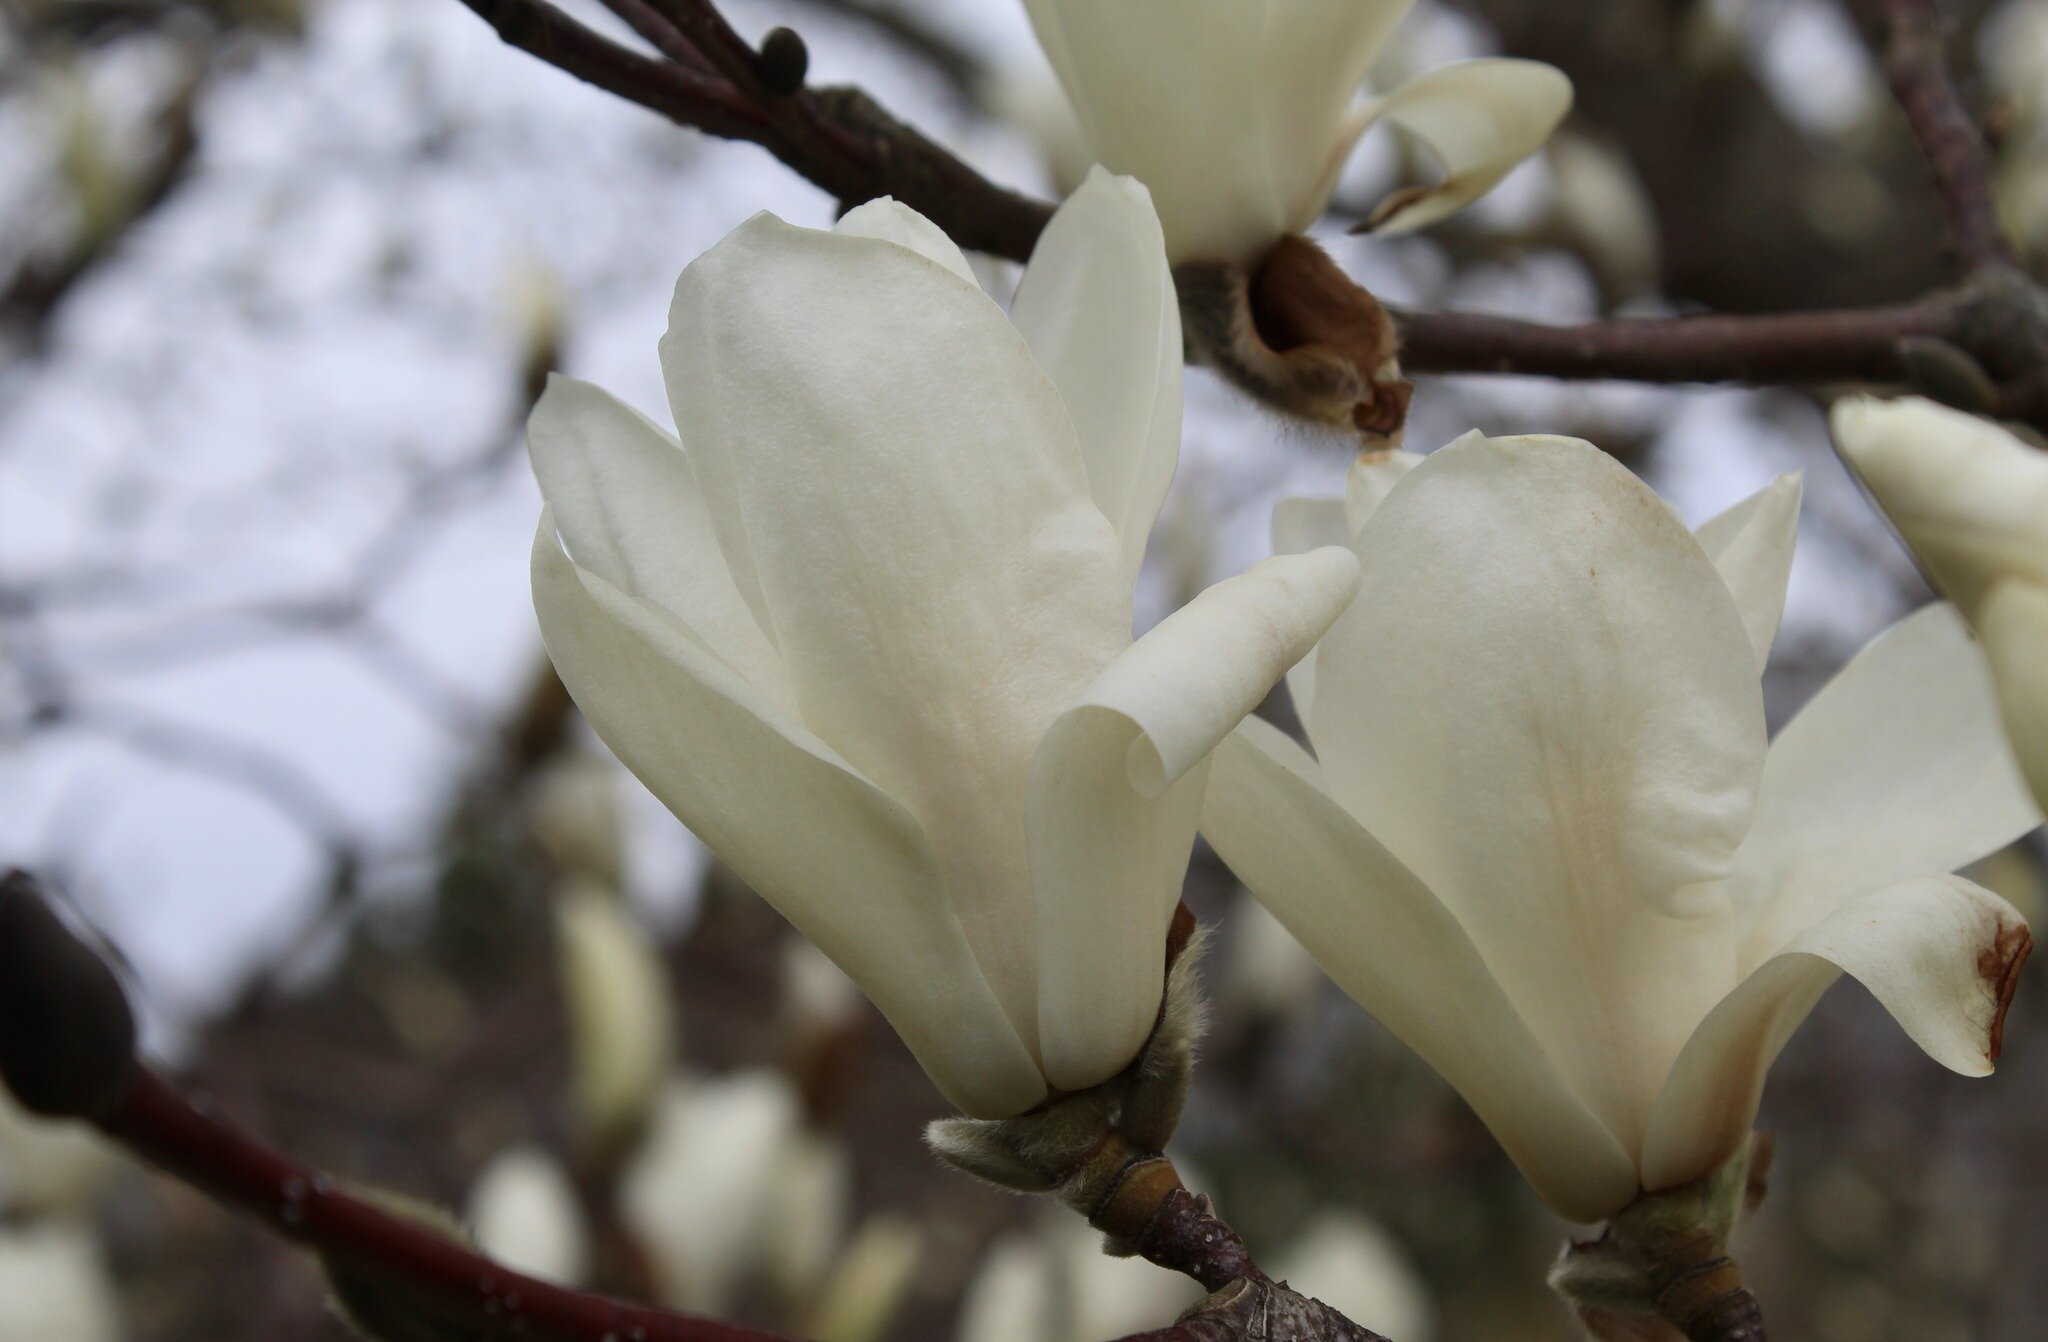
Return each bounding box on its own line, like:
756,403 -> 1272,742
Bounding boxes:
1344,445 -> 1431,534
1831,395 -> 2048,613
533,523 -> 1046,1118
1641,874 -> 2030,1192
1269,496 -> 1353,723
527,375 -> 788,706
1352,60 -> 1575,235
1031,546 -> 1362,1090
1257,0 -> 1418,233
1011,168 -> 1183,582
1021,0 -> 1280,263
661,211 -> 1131,1042
833,197 -> 980,285
1693,473 -> 1802,674
1311,433 -> 1762,1154
1977,578 -> 2048,815
1731,603 -> 2039,967
468,1147 -> 591,1287
1202,717 -> 1640,1222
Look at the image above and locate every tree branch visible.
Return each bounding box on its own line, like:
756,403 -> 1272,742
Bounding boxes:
99,1065 -> 787,1342
448,0 -> 2048,431
1860,0 -> 2016,275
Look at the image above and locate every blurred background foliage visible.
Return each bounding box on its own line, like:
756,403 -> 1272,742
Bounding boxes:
3,0 -> 2048,1339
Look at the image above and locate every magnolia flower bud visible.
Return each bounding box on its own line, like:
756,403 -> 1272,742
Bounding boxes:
760,1130 -> 853,1309
529,175 -> 1359,1116
1021,0 -> 1571,265
555,881 -> 674,1150
1832,396 -> 2048,815
530,753 -> 624,888
804,1216 -> 922,1342
466,1146 -> 590,1287
0,1224 -> 121,1342
1205,432 -> 2037,1222
1546,133 -> 1661,302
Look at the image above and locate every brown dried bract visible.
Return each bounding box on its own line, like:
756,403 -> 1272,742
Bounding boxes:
1177,235 -> 1412,445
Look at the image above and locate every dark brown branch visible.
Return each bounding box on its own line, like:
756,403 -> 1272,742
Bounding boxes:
1393,301 -> 1953,387
448,0 -> 2048,430
454,0 -> 767,138
1861,0 -> 2016,274
97,1066 -> 787,1342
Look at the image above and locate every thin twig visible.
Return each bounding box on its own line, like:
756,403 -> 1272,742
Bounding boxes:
97,1064 -> 790,1342
1861,0 -> 2016,274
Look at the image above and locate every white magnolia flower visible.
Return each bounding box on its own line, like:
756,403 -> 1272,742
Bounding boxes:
1204,433 -> 2038,1222
530,171 -> 1362,1116
1833,395 -> 2048,813
467,1146 -> 590,1287
1021,0 -> 1573,264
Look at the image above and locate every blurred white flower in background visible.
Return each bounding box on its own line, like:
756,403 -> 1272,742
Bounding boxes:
555,879 -> 676,1149
0,1096 -> 117,1221
466,1145 -> 590,1287
1217,889 -> 1327,1027
1020,0 -> 1572,262
0,1224 -> 121,1342
1206,433 -> 2038,1221
955,1214 -> 1204,1342
619,1070 -> 849,1317
1270,1212 -> 1436,1342
529,173 -> 1360,1114
1833,396 -> 2048,813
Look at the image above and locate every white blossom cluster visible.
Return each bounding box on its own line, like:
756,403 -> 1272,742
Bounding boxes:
529,0 -> 2041,1236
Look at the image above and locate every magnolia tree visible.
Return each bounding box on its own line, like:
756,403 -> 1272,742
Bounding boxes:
4,1 -> 2048,1341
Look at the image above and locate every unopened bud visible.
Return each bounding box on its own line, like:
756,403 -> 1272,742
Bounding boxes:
0,872 -> 136,1121
755,28 -> 809,98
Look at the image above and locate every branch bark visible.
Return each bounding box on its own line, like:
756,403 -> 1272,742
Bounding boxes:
449,0 -> 2048,432
1860,0 -> 2015,275
96,1065 -> 786,1342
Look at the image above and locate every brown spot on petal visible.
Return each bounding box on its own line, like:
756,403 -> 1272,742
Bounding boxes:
1980,920 -> 2032,1065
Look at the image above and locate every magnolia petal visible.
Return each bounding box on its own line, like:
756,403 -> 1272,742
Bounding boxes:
1269,497 -> 1353,723
533,523 -> 1046,1118
1202,717 -> 1640,1222
1731,603 -> 2039,967
527,375 -> 789,707
1641,874 -> 2030,1192
1011,168 -> 1183,582
1022,0 -> 1280,263
1312,433 -> 1763,1152
1256,0 -> 1418,233
1831,395 -> 2048,612
833,197 -> 980,284
1353,60 -> 1575,235
1978,578 -> 2048,816
1693,473 -> 1802,674
1031,546 -> 1363,1090
1344,445 -> 1431,535
661,210 -> 1131,1035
